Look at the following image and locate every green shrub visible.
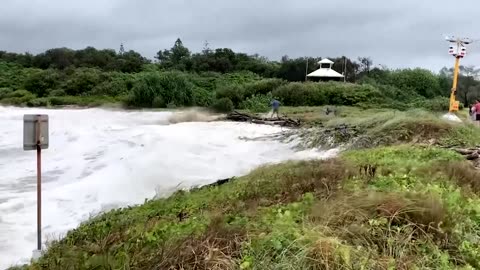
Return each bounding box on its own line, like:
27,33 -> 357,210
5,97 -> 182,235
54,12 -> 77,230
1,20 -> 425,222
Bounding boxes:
215,84 -> 245,107
388,68 -> 442,98
192,87 -> 214,107
7,89 -> 33,98
0,62 -> 31,89
166,101 -> 177,109
152,96 -> 165,108
64,68 -> 102,96
48,96 -> 73,106
272,82 -> 313,106
188,72 -> 220,91
48,89 -> 67,96
239,93 -> 272,113
0,87 -> 13,99
24,69 -> 61,97
0,89 -> 35,105
414,96 -> 452,112
221,71 -> 261,85
127,71 -> 194,108
47,96 -> 116,107
90,79 -> 128,96
211,97 -> 234,113
243,78 -> 286,97
316,82 -> 378,106
27,98 -> 50,107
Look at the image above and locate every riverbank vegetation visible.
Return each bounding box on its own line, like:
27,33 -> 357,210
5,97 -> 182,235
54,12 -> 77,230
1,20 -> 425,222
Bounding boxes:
2,39 -> 480,113
10,107 -> 480,269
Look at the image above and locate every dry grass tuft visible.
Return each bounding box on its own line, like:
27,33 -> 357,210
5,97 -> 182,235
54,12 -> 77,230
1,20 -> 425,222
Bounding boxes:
306,237 -> 347,270
278,159 -> 355,201
151,215 -> 246,270
308,191 -> 449,266
240,158 -> 357,208
430,160 -> 480,193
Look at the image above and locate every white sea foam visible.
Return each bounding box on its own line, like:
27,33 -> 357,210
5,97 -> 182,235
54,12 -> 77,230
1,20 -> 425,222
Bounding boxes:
0,106 -> 336,269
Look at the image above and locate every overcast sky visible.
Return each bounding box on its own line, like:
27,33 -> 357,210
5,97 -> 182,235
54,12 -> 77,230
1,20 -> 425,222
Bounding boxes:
1,0 -> 479,71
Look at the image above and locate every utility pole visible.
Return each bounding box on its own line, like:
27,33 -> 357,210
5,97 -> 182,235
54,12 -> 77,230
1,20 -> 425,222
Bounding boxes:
305,58 -> 309,82
445,36 -> 474,112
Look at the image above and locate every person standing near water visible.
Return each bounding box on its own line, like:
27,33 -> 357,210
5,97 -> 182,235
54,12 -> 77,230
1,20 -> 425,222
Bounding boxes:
270,99 -> 281,119
473,99 -> 480,126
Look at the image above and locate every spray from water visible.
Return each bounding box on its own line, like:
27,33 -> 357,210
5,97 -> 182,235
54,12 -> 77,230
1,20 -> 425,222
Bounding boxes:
167,108 -> 225,124
441,112 -> 462,123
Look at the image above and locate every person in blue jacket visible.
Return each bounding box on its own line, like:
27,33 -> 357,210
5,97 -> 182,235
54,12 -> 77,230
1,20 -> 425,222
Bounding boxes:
270,99 -> 281,119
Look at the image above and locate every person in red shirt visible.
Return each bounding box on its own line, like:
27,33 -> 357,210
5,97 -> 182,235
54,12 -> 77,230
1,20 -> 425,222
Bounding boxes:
473,99 -> 480,126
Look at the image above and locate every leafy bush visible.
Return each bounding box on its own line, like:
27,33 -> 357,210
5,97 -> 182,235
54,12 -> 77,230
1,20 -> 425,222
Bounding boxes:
152,96 -> 165,108
211,97 -> 234,113
90,72 -> 133,96
239,93 -> 272,113
414,96 -> 457,112
322,83 -> 381,106
243,78 -> 286,97
48,89 -> 66,96
192,87 -> 214,107
272,82 -> 382,107
127,71 -> 194,108
0,89 -> 35,105
272,82 -> 313,106
220,71 -> 261,85
0,87 -> 13,99
7,89 -> 33,98
48,96 -> 74,106
24,69 -> 61,97
188,72 -> 221,92
64,68 -> 102,96
215,84 -> 245,107
0,62 -> 31,89
388,68 -> 442,98
48,96 -> 117,107
27,98 -> 50,107
90,79 -> 128,96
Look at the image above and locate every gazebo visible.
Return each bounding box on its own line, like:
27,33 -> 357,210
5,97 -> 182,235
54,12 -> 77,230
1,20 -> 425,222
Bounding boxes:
306,58 -> 344,82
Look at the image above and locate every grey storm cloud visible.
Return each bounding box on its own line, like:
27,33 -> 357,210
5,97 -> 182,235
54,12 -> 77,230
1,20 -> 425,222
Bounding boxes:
1,0 -> 479,71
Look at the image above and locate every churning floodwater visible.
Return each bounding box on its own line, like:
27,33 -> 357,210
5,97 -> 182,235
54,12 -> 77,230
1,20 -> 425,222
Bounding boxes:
0,106 -> 337,269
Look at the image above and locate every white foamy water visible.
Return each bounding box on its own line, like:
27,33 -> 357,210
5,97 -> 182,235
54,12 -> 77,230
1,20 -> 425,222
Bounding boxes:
0,106 -> 337,269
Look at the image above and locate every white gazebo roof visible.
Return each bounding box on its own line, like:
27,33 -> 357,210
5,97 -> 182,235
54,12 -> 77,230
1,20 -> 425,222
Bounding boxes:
318,58 -> 334,64
307,58 -> 344,78
307,69 -> 344,78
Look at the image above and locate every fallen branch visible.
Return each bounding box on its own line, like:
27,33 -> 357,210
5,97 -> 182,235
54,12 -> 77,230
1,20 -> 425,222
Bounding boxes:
451,147 -> 480,168
225,111 -> 301,128
454,148 -> 477,155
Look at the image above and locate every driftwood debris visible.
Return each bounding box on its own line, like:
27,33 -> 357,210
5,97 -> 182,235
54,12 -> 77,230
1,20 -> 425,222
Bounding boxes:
226,111 -> 301,127
453,147 -> 480,167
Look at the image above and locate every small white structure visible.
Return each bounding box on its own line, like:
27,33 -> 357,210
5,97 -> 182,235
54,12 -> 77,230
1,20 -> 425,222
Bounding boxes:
448,44 -> 467,58
306,58 -> 344,81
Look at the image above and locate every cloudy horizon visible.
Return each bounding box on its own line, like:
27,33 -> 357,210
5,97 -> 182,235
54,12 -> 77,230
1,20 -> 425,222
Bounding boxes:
1,0 -> 479,72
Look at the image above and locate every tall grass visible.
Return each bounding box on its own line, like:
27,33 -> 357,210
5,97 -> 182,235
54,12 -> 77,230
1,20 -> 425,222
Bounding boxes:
15,145 -> 480,269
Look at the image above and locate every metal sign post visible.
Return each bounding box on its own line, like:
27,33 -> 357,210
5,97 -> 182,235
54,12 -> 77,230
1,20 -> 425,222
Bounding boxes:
23,114 -> 49,254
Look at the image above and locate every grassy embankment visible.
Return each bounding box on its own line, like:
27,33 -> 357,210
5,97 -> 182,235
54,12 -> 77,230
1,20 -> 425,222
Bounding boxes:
12,107 -> 480,270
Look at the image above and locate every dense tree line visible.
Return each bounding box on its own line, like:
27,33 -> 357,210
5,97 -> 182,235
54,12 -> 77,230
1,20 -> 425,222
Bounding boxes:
1,38 -> 479,112
0,39 -> 373,82
0,46 -> 149,73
